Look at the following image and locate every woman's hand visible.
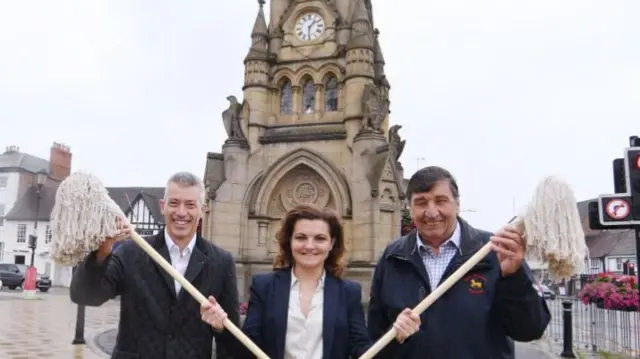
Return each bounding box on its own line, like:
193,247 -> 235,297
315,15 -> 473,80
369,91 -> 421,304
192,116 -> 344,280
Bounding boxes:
200,296 -> 228,331
393,308 -> 421,344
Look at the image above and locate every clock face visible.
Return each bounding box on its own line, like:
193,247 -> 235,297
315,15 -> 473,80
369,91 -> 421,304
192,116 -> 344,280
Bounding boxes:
295,12 -> 325,41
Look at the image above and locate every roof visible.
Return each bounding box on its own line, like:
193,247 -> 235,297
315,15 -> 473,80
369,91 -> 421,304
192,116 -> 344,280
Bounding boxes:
0,150 -> 49,174
577,199 -> 590,218
3,184 -> 58,221
4,185 -> 165,224
107,187 -> 165,224
586,229 -> 636,258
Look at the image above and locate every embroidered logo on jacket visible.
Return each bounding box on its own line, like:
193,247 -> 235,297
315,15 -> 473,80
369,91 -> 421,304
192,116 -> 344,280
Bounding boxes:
464,273 -> 487,295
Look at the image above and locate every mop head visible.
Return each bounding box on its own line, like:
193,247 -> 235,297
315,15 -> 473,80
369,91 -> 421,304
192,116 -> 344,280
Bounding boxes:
519,176 -> 588,282
50,171 -> 125,266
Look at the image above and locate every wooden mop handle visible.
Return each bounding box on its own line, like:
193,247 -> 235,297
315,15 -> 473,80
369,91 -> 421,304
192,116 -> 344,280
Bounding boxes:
127,232 -> 270,359
358,217 -> 524,359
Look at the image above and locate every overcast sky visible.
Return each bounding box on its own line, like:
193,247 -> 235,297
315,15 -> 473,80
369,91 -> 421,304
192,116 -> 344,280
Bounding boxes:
1,0 -> 638,231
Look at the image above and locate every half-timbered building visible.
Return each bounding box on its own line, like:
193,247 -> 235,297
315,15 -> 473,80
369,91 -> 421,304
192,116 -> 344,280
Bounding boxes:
107,187 -> 165,236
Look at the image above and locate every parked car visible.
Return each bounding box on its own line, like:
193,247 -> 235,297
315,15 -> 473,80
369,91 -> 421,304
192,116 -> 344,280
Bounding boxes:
15,264 -> 52,292
0,263 -> 25,290
534,283 -> 556,300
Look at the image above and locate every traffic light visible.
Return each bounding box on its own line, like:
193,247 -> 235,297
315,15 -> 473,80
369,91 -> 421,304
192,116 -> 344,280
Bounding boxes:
28,234 -> 38,249
613,158 -> 626,193
626,147 -> 640,219
588,201 -> 607,230
595,139 -> 640,228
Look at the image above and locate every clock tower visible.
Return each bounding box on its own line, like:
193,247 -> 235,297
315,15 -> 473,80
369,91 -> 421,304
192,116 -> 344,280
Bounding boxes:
203,0 -> 407,300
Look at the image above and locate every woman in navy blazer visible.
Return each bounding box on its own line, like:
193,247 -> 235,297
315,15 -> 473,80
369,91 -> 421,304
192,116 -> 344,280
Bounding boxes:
201,205 -> 420,359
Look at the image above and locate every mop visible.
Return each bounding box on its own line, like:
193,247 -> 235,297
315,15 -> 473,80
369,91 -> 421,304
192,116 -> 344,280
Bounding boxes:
50,171 -> 270,359
358,175 -> 588,359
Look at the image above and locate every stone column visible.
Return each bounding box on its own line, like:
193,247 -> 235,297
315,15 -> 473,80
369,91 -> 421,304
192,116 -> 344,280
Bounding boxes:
257,220 -> 270,258
209,140 -> 251,257
292,85 -> 301,121
350,130 -> 389,262
314,83 -> 324,120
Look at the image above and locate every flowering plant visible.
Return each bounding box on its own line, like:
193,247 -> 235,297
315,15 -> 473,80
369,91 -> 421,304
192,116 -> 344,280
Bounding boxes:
401,208 -> 415,235
578,272 -> 638,312
239,302 -> 248,315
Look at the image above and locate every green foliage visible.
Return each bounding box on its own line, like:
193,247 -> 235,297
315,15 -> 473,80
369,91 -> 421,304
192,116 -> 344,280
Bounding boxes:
401,208 -> 415,235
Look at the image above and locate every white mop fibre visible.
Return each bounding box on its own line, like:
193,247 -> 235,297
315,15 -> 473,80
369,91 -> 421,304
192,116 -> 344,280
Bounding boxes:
520,176 -> 589,282
50,171 -> 126,266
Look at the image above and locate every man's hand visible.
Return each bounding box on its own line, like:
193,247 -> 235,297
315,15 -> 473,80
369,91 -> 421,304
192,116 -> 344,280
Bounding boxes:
490,224 -> 526,277
200,296 -> 228,331
393,308 -> 421,344
96,217 -> 132,262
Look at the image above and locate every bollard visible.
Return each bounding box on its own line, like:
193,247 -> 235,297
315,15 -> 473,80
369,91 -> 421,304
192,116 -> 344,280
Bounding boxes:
71,266 -> 86,345
560,300 -> 576,358
72,304 -> 86,344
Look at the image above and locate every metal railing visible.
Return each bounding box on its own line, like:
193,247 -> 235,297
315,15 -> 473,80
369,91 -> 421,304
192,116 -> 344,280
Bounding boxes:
543,296 -> 640,357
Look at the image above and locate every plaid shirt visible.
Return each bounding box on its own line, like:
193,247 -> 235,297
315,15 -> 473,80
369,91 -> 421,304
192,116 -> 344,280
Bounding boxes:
416,221 -> 462,287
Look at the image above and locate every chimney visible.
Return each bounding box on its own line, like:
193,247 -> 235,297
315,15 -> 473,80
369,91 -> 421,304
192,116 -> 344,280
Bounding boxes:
4,145 -> 20,154
49,142 -> 72,181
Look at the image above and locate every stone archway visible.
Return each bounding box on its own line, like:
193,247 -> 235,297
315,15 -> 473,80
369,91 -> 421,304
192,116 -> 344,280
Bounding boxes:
250,148 -> 352,218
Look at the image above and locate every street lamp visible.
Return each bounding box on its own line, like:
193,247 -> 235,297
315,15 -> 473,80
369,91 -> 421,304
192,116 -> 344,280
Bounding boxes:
24,169 -> 47,299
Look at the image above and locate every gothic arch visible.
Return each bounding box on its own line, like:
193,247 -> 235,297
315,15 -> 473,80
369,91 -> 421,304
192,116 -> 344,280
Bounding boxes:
293,65 -> 319,85
251,148 -> 352,217
318,63 -> 343,82
272,69 -> 296,87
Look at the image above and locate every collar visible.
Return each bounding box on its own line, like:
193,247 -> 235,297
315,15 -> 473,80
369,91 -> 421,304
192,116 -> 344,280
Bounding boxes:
416,220 -> 462,253
291,267 -> 326,289
164,228 -> 197,254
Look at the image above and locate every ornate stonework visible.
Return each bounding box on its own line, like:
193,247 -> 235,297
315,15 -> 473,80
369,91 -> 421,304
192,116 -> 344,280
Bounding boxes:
202,0 -> 405,302
268,166 -> 333,216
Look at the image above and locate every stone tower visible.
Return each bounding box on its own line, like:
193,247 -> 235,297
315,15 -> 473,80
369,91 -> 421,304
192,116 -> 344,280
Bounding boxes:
203,0 -> 407,300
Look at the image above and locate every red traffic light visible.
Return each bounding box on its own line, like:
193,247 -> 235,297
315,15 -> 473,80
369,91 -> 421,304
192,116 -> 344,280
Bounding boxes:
636,154 -> 640,169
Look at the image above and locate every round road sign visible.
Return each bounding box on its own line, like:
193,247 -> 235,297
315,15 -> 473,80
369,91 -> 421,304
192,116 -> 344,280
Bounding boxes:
605,199 -> 630,220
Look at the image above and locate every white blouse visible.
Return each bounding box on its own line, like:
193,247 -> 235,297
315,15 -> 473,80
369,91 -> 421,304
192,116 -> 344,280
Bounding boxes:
284,270 -> 325,359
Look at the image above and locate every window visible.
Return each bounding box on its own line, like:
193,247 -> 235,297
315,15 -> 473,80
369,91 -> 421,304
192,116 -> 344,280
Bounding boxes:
0,204 -> 4,227
0,242 -> 4,262
325,76 -> 339,111
280,80 -> 293,114
0,176 -> 7,189
302,79 -> 316,113
14,255 -> 25,265
17,224 -> 27,243
136,229 -> 154,236
45,225 -> 52,244
615,257 -> 636,271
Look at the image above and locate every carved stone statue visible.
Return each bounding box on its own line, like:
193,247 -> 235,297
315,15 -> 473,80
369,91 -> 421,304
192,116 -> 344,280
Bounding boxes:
222,95 -> 247,141
360,84 -> 389,133
388,124 -> 405,162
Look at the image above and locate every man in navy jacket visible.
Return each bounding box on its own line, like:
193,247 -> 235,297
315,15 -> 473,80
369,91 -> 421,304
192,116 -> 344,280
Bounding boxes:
368,166 -> 551,359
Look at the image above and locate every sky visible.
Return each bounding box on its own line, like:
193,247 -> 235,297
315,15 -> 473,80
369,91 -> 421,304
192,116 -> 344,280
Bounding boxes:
0,0 -> 638,231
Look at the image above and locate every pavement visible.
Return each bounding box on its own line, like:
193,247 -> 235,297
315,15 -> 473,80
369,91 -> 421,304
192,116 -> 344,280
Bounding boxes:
0,287 -> 618,359
0,287 -> 119,359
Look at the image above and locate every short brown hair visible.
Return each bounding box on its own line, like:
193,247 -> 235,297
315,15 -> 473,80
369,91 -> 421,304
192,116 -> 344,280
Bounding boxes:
272,205 -> 347,278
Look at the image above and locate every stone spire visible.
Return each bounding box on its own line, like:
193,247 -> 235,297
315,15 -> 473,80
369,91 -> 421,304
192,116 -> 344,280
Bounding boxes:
347,0 -> 374,50
244,0 -> 269,63
374,29 -> 390,88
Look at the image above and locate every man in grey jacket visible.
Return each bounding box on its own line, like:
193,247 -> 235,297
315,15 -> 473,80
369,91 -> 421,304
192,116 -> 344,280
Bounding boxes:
70,171 -> 240,359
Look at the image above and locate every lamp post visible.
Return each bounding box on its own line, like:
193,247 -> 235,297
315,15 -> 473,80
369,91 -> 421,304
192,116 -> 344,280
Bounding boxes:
24,170 -> 47,299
